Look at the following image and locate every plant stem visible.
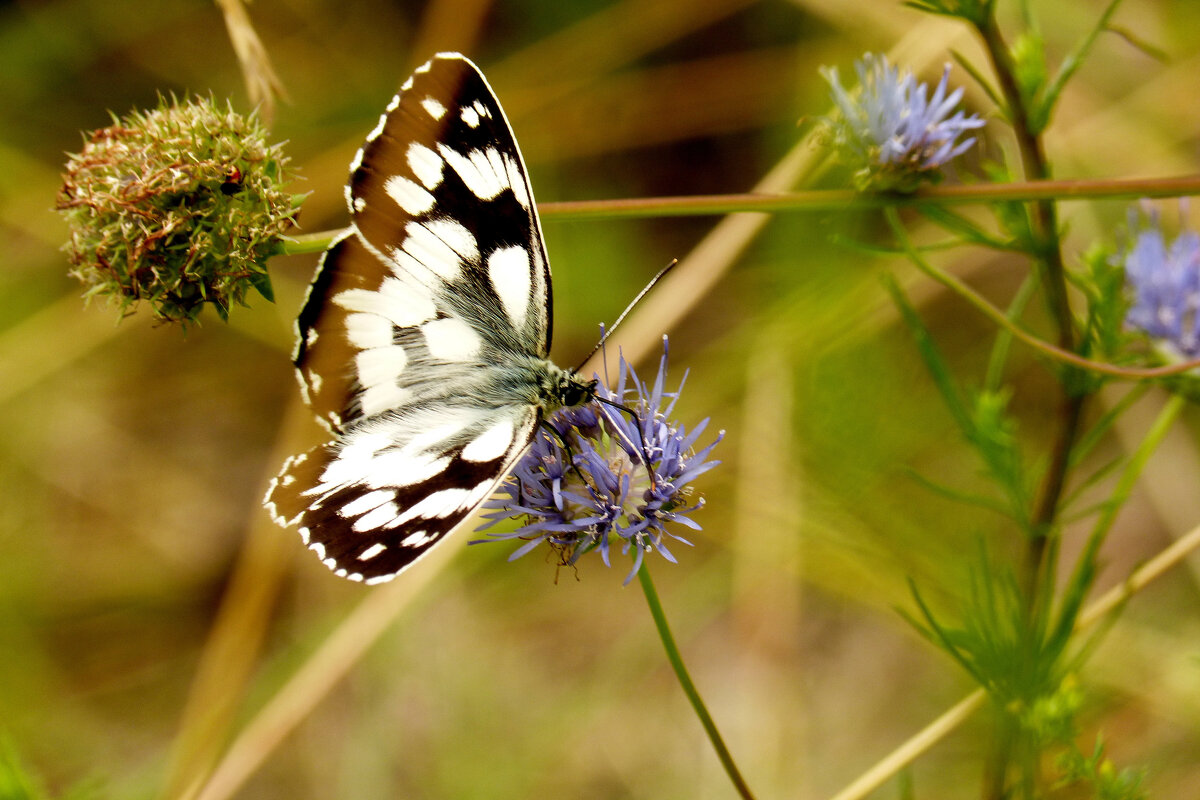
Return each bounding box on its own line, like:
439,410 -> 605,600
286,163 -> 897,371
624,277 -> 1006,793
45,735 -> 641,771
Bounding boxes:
539,174 -> 1200,220
885,211 -> 1200,380
974,10 -> 1089,797
272,175 -> 1200,248
276,229 -> 344,256
637,565 -> 755,800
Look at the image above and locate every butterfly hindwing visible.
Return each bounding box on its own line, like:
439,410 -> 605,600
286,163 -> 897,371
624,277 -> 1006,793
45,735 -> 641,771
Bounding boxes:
268,404 -> 539,583
265,53 -> 564,584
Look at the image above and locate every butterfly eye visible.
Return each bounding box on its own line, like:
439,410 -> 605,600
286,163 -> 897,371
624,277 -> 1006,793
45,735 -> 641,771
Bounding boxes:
561,377 -> 597,408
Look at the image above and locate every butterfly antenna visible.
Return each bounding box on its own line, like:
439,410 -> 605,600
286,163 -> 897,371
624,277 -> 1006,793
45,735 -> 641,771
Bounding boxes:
575,259 -> 678,371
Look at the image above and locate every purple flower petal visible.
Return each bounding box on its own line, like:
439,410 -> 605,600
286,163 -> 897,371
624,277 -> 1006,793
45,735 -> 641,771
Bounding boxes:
472,337 -> 720,578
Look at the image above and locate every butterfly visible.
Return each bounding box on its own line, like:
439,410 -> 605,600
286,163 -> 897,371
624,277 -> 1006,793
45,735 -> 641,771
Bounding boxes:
264,53 -> 598,584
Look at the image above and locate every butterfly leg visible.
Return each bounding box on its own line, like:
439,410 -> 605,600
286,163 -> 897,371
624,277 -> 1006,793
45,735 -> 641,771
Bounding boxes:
593,396 -> 660,490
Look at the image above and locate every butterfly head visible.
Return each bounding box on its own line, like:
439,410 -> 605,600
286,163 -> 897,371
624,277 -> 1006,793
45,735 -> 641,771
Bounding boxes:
540,365 -> 597,415
562,375 -> 598,408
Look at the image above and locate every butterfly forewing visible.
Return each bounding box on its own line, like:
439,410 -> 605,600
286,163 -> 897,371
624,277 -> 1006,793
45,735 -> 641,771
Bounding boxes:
266,53 -> 564,584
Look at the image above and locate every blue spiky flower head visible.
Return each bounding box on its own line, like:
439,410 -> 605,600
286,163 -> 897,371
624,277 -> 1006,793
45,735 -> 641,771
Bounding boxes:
822,53 -> 984,191
1123,207 -> 1200,360
475,338 -> 722,582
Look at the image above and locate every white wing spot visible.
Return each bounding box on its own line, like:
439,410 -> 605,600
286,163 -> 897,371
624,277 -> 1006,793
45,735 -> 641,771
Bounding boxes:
401,220 -> 477,282
384,175 -> 435,215
386,94 -> 401,112
421,97 -> 447,120
407,143 -> 444,190
399,530 -> 437,547
339,489 -> 397,519
309,372 -> 324,396
358,543 -> 387,561
437,144 -> 507,200
344,312 -> 393,350
310,418 -> 463,493
334,277 -> 436,327
400,76 -> 414,92
487,246 -> 532,329
484,148 -> 508,188
365,573 -> 397,586
353,197 -> 366,212
461,418 -> 516,463
354,347 -> 409,407
359,381 -> 412,419
423,218 -> 479,262
310,541 -> 326,560
405,412 -> 486,455
392,487 -> 472,527
422,317 -> 482,361
461,106 -> 480,128
353,501 -> 401,532
504,153 -> 530,208
370,451 -> 451,489
399,481 -> 494,528
473,100 -> 490,118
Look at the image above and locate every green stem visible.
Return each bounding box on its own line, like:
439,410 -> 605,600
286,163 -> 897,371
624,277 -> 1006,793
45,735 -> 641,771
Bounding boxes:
636,565 -> 755,800
975,10 -> 1088,798
275,229 -> 347,256
884,211 -> 1200,380
1066,393 -> 1187,604
271,176 -> 1200,252
538,175 -> 1200,220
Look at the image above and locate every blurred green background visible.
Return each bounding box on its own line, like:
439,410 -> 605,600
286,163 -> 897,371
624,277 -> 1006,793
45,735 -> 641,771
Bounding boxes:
3,0 -> 1200,797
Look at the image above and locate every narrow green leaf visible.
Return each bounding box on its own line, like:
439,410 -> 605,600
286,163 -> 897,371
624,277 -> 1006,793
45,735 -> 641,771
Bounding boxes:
916,203 -> 1018,250
902,466 -> 1015,519
951,48 -> 1006,115
249,271 -> 275,303
984,271 -> 1038,392
1038,0 -> 1126,132
904,579 -> 989,686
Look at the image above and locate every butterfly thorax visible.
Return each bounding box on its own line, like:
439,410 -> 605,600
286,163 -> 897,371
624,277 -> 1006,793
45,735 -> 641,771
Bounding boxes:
498,355 -> 596,416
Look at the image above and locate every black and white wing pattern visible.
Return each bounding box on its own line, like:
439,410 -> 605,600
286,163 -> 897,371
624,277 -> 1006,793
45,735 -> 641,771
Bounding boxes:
265,53 -> 594,585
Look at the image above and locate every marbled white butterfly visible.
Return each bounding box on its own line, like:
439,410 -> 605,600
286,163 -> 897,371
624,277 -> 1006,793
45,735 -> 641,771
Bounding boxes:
265,53 -> 597,584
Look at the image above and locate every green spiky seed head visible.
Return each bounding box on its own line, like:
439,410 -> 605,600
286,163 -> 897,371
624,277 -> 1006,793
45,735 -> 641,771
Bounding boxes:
56,95 -> 299,325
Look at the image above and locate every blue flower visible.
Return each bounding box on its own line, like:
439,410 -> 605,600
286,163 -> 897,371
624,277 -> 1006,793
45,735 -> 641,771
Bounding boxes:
474,338 -> 722,582
1123,209 -> 1200,359
822,53 -> 984,191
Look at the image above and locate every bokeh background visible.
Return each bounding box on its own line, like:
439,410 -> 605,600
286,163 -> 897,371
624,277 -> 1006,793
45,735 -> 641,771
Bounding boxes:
3,0 -> 1200,797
